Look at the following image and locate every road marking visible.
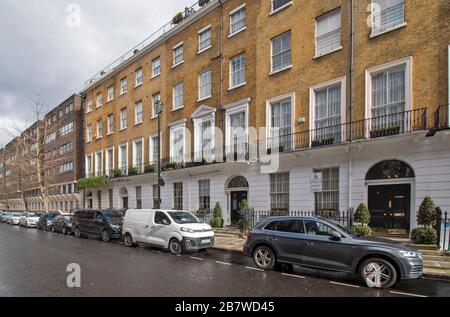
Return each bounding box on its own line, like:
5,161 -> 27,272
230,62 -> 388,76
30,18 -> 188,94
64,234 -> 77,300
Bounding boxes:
245,266 -> 264,272
216,261 -> 231,266
389,291 -> 427,298
281,273 -> 306,279
189,256 -> 204,261
329,281 -> 360,288
153,250 -> 162,254
176,254 -> 182,257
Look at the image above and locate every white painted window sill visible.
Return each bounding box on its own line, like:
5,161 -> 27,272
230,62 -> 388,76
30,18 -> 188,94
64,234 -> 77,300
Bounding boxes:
120,92 -> 127,96
228,82 -> 246,91
228,27 -> 247,39
198,46 -> 212,55
151,73 -> 161,80
172,61 -> 184,69
134,121 -> 143,126
151,116 -> 158,120
313,46 -> 343,59
107,99 -> 114,103
370,22 -> 407,39
269,65 -> 292,76
107,132 -> 114,136
134,83 -> 143,88
119,128 -> 127,132
172,106 -> 184,112
269,2 -> 293,16
197,95 -> 212,102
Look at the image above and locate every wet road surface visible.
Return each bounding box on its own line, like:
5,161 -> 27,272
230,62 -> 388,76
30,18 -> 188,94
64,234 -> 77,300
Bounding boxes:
0,223 -> 449,297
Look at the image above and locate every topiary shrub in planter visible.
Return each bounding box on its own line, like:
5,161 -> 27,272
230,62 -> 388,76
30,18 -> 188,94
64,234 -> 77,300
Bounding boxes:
354,203 -> 371,225
199,0 -> 211,7
210,202 -> 223,228
417,196 -> 437,228
411,227 -> 438,245
144,164 -> 156,173
113,169 -> 123,178
163,162 -> 177,171
128,166 -> 139,176
352,225 -> 373,237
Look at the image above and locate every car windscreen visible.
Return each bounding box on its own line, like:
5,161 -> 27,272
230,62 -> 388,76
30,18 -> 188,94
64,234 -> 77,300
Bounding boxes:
168,212 -> 199,224
102,211 -> 123,224
322,218 -> 357,237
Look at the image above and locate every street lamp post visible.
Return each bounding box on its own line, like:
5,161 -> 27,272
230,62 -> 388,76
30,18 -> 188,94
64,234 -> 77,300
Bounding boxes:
155,100 -> 165,209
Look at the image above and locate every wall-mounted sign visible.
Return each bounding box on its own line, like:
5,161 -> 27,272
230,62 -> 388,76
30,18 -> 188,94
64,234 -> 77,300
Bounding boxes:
311,172 -> 323,193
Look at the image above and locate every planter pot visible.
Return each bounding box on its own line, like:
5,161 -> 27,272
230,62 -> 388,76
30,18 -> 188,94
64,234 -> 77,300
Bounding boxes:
312,137 -> 335,148
370,126 -> 400,139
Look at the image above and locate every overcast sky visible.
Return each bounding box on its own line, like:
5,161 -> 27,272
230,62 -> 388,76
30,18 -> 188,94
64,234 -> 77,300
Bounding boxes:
0,0 -> 185,147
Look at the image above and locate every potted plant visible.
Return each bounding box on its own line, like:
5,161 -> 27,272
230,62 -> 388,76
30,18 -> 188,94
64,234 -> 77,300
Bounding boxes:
172,12 -> 184,25
163,161 -> 177,171
144,164 -> 156,173
370,125 -> 401,138
113,168 -> 123,178
128,166 -> 139,176
199,0 -> 210,7
312,136 -> 335,147
411,197 -> 438,245
210,202 -> 223,228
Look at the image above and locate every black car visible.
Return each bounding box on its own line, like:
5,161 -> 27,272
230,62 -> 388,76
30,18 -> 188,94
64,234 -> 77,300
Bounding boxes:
37,213 -> 59,231
72,209 -> 123,242
52,215 -> 73,235
243,216 -> 423,289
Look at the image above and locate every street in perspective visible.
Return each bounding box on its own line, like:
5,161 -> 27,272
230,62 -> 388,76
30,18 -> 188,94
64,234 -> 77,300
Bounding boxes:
0,0 -> 450,304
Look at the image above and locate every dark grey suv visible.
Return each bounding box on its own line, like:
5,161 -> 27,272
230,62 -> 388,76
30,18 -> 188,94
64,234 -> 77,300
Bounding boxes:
243,216 -> 423,289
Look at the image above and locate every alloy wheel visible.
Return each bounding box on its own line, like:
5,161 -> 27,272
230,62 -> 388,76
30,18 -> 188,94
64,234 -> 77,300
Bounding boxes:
361,259 -> 396,288
74,227 -> 81,238
169,239 -> 181,254
101,230 -> 110,242
253,246 -> 275,270
124,234 -> 133,247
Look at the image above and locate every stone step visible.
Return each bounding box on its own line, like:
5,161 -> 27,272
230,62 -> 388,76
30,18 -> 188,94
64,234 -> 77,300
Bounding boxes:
424,261 -> 450,270
423,255 -> 450,262
421,250 -> 444,256
410,244 -> 439,251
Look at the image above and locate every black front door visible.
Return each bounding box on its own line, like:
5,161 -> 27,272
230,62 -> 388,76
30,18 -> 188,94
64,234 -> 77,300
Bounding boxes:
231,191 -> 248,224
368,184 -> 411,232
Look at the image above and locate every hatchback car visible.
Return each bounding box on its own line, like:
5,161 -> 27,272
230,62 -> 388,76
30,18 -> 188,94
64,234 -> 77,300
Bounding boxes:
19,213 -> 39,228
72,209 -> 123,242
243,216 -> 423,289
52,215 -> 73,235
1,212 -> 12,223
9,213 -> 22,225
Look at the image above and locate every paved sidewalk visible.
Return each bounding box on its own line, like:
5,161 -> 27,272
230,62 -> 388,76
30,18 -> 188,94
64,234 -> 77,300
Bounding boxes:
214,235 -> 246,252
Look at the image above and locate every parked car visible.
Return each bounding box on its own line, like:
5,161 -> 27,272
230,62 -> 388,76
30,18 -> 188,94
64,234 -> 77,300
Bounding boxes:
243,216 -> 423,289
1,212 -> 12,223
72,209 -> 123,242
52,215 -> 73,235
122,209 -> 215,254
9,213 -> 22,225
19,213 -> 39,228
37,213 -> 59,231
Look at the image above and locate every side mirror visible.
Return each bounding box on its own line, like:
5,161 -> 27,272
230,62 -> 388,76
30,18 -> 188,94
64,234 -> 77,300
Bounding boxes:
162,219 -> 169,225
330,231 -> 342,240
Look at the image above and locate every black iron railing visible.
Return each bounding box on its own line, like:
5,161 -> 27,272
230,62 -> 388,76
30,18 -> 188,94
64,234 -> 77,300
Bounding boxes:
435,104 -> 449,130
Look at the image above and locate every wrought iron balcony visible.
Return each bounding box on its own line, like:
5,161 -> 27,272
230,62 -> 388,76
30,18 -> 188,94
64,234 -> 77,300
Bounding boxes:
435,104 -> 449,130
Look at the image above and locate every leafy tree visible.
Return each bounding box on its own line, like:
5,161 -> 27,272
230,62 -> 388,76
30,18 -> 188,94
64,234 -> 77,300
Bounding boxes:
354,203 -> 371,225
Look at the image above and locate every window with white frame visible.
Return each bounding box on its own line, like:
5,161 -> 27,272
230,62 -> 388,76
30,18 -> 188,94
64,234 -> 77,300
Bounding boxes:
226,103 -> 247,158
60,142 -> 73,155
230,4 -> 246,36
271,0 -> 292,13
152,57 -> 161,77
107,114 -> 114,134
315,9 -> 341,57
45,132 -> 56,144
105,147 -> 114,176
269,97 -> 292,151
136,186 -> 142,209
150,134 -> 160,163
60,161 -> 73,174
194,116 -> 214,161
135,68 -> 143,86
120,108 -> 128,130
230,53 -> 246,88
371,64 -> 405,130
152,92 -> 160,118
60,122 -> 73,136
198,180 -> 210,212
120,78 -> 127,95
135,101 -> 143,124
95,152 -> 102,176
173,182 -> 183,210
173,83 -> 184,110
270,172 -> 289,213
199,69 -> 212,100
170,124 -> 185,163
97,120 -> 103,138
314,168 -> 339,213
118,143 -> 128,172
271,31 -> 291,73
96,93 -> 103,108
313,84 -> 342,143
107,86 -> 114,102
173,43 -> 184,66
133,139 -> 143,172
86,124 -> 93,143
198,26 -> 212,52
371,0 -> 405,35
86,98 -> 92,113
86,154 -> 93,176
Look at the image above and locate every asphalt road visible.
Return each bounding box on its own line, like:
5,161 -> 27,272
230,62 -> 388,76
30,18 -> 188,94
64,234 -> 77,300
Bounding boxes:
0,223 -> 449,297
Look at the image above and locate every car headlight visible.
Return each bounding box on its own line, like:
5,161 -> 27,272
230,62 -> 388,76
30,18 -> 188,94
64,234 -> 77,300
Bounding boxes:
47,220 -> 52,225
399,250 -> 418,258
181,227 -> 195,234
110,225 -> 121,232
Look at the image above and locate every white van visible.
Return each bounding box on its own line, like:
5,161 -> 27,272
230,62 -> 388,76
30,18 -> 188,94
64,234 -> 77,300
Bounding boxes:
122,209 -> 214,254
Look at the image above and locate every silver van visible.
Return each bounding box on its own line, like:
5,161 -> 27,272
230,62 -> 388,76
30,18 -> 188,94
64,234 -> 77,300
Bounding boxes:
122,209 -> 214,254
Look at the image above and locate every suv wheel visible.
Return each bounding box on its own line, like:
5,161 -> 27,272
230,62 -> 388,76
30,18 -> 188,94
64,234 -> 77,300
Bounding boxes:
124,233 -> 134,247
52,226 -> 55,233
253,246 -> 276,270
74,227 -> 81,238
62,227 -> 67,235
360,258 -> 397,289
169,238 -> 182,254
101,230 -> 111,242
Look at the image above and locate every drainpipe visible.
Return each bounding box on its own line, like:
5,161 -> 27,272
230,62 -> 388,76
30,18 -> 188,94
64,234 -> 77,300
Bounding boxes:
349,0 -> 354,141
218,0 -> 225,140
